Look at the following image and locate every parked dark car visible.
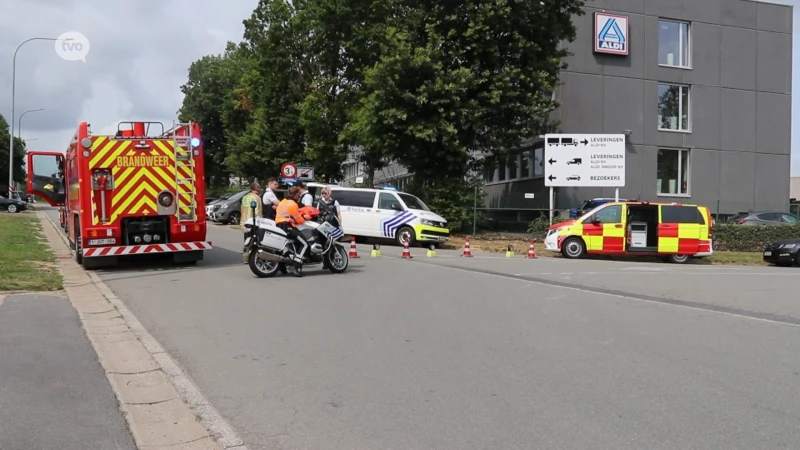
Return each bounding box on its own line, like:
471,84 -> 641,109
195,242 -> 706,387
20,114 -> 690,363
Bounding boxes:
1,196 -> 28,213
763,238 -> 800,266
210,190 -> 249,225
729,211 -> 800,225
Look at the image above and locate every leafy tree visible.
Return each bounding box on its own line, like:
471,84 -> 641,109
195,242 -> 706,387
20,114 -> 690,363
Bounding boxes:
349,0 -> 585,192
178,42 -> 248,188
0,114 -> 27,193
229,0 -> 308,181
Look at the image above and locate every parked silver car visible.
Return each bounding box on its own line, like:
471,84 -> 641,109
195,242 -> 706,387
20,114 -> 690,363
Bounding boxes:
729,211 -> 800,225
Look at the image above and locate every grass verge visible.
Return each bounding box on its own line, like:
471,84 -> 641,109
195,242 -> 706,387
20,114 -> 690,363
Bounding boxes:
442,235 -> 767,266
0,213 -> 63,291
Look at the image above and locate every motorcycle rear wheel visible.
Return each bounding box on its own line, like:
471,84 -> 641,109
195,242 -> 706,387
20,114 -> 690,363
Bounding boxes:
248,249 -> 281,278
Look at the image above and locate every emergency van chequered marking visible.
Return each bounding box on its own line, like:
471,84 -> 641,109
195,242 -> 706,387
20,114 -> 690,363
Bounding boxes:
82,241 -> 212,257
581,222 -> 625,253
381,210 -> 416,237
86,136 -> 196,225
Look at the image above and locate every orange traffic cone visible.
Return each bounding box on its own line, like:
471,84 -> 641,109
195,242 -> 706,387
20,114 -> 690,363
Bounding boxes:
461,237 -> 473,257
401,238 -> 413,259
348,236 -> 360,258
526,240 -> 537,259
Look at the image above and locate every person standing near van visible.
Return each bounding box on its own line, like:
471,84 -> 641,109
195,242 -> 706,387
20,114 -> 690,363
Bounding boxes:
293,181 -> 314,207
316,187 -> 342,226
262,177 -> 280,220
241,182 -> 263,263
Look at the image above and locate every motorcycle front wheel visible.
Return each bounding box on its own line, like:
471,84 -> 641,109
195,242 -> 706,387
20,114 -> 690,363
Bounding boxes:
248,249 -> 281,278
325,244 -> 349,274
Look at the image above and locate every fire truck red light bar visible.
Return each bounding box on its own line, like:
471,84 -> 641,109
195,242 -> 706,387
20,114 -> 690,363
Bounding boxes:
83,241 -> 212,257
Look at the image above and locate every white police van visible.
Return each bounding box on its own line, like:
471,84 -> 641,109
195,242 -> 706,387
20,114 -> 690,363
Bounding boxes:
306,183 -> 450,246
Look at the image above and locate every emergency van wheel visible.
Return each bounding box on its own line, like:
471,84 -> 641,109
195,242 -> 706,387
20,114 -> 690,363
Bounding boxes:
667,254 -> 690,264
561,237 -> 586,259
396,226 -> 415,247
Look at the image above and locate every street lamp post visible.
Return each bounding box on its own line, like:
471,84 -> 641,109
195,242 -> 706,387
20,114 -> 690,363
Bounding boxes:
8,37 -> 57,194
18,108 -> 44,140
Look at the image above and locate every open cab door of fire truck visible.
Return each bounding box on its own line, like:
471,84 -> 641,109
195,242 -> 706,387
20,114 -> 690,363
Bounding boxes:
26,151 -> 66,207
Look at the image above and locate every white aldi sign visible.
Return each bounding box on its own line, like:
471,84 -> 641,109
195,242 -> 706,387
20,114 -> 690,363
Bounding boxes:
594,12 -> 629,56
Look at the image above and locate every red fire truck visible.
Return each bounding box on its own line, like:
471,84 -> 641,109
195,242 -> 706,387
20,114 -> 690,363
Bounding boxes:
27,120 -> 212,269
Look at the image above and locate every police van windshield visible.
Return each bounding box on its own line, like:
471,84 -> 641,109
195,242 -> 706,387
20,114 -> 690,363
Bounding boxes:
398,193 -> 430,211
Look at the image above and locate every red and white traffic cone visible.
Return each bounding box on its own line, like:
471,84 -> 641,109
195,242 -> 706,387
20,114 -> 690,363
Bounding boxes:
348,236 -> 360,258
461,237 -> 473,257
526,240 -> 537,259
401,238 -> 413,259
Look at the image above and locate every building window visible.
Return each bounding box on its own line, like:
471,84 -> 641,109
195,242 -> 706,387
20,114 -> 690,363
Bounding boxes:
497,156 -> 506,181
484,156 -> 496,182
533,145 -> 544,178
657,149 -> 689,196
507,154 -> 518,180
521,150 -> 531,178
658,20 -> 689,68
657,84 -> 690,131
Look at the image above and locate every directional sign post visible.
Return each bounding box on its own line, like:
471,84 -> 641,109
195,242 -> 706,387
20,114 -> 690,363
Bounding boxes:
544,133 -> 626,224
297,166 -> 315,182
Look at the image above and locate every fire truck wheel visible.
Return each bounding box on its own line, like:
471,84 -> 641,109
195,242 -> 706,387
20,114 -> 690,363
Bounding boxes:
74,217 -> 83,265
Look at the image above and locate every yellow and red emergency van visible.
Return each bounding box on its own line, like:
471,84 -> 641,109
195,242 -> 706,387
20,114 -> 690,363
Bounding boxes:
544,201 -> 713,263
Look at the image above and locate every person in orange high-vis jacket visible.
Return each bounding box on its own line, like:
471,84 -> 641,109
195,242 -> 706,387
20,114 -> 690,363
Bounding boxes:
275,186 -> 309,275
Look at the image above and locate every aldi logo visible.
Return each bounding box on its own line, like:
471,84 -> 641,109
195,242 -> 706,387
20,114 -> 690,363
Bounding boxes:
594,12 -> 629,55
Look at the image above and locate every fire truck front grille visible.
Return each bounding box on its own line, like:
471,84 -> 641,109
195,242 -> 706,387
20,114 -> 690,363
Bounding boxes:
121,216 -> 170,245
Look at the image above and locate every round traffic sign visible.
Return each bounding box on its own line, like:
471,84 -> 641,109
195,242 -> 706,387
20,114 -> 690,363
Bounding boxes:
281,162 -> 297,179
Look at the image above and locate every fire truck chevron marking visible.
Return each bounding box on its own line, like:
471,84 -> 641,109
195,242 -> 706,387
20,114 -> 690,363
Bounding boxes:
108,179 -> 162,224
82,241 -> 212,257
128,195 -> 157,216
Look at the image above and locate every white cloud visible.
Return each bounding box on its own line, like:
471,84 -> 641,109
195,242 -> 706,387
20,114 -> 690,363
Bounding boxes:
0,0 -> 257,149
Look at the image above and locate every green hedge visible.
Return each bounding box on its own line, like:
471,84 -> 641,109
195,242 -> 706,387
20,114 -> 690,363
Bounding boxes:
526,219 -> 800,252
712,224 -> 800,252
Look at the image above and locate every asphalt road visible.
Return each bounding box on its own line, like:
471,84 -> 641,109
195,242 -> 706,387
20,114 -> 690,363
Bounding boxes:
0,294 -> 136,450
44,209 -> 800,449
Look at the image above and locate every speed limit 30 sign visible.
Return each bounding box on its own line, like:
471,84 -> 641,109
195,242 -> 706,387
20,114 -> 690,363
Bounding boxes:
280,162 -> 298,179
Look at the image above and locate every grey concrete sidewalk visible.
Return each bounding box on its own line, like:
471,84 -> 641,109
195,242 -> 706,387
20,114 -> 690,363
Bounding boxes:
0,294 -> 136,450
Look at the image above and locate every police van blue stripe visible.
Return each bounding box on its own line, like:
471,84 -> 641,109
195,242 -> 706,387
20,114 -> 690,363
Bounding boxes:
382,211 -> 415,237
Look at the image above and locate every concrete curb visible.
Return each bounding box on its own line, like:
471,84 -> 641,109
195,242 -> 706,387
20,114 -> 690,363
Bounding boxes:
37,211 -> 248,450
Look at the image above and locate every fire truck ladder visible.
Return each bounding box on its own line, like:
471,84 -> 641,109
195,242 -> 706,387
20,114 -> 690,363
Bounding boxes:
171,121 -> 196,222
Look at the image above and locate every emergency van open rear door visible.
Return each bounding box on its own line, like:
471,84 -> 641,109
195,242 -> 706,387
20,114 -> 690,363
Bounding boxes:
27,151 -> 66,207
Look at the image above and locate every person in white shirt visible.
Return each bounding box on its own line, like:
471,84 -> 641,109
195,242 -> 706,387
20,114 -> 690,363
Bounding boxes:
294,181 -> 314,207
262,177 -> 280,219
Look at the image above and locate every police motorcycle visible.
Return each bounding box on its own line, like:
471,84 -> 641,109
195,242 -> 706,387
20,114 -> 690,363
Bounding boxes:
243,201 -> 349,278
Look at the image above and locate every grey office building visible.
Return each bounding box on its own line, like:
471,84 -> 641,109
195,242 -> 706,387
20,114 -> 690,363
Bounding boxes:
481,0 -> 793,223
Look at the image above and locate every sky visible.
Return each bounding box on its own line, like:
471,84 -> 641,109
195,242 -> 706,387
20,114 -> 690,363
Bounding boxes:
1,0 -> 800,176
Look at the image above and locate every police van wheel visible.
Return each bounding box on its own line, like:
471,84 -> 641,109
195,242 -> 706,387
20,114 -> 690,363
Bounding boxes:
396,227 -> 415,247
667,254 -> 690,264
561,237 -> 586,259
